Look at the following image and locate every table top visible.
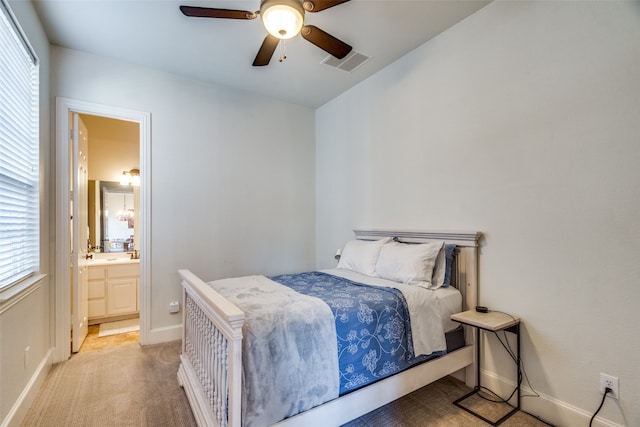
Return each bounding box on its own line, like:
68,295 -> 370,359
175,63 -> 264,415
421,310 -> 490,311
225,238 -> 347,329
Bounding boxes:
450,309 -> 520,331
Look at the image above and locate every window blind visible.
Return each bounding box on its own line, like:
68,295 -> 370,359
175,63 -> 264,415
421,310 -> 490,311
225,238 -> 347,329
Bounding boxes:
0,0 -> 40,290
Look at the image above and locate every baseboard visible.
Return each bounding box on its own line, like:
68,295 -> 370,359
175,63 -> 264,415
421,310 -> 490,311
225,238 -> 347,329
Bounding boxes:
481,370 -> 624,427
143,324 -> 182,345
1,347 -> 54,427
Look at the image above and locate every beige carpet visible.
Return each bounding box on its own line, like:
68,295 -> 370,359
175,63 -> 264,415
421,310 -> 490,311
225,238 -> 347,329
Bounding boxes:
342,376 -> 552,426
21,341 -> 196,427
23,340 -> 552,426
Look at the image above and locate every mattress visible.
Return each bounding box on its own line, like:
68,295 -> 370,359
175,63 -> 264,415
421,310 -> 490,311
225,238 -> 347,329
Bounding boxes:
435,286 -> 464,332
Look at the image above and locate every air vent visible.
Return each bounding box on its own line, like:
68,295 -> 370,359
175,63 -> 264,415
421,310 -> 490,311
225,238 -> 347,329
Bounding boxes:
322,51 -> 371,73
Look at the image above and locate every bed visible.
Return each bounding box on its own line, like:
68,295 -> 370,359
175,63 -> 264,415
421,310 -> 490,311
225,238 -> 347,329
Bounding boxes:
177,229 -> 481,427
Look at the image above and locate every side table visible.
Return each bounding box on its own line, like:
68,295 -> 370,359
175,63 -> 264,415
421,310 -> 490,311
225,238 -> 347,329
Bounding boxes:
450,309 -> 521,426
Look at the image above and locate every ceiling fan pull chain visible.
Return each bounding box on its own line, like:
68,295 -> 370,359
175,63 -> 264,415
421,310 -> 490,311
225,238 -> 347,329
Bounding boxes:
279,40 -> 287,63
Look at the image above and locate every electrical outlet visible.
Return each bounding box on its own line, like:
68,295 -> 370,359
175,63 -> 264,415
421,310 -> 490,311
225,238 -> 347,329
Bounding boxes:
600,373 -> 619,399
169,301 -> 180,314
24,346 -> 30,368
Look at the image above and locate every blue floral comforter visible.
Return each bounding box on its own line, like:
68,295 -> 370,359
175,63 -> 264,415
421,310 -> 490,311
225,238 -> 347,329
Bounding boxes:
271,271 -> 441,394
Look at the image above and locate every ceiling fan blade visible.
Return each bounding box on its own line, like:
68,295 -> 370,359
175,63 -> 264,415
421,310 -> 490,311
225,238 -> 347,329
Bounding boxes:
179,6 -> 256,20
253,35 -> 280,66
301,25 -> 352,59
302,0 -> 350,13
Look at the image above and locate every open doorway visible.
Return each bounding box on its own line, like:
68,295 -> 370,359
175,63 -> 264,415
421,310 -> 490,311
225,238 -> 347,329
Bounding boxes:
54,98 -> 151,363
78,114 -> 141,353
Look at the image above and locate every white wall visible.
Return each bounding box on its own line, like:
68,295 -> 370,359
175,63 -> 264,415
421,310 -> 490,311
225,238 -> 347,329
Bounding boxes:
1,1 -> 51,425
51,47 -> 316,332
316,1 -> 640,426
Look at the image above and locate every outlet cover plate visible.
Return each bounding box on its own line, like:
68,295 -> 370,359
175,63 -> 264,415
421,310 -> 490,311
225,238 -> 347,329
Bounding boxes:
600,373 -> 619,399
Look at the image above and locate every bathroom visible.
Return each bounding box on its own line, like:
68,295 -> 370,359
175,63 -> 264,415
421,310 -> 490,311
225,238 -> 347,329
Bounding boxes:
79,113 -> 141,351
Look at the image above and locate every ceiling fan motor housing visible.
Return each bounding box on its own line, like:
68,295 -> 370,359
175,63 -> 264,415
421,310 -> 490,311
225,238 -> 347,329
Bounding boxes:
260,0 -> 305,39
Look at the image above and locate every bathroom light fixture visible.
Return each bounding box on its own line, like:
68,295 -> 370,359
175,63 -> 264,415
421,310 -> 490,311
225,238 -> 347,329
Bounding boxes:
120,168 -> 140,187
260,0 -> 304,40
116,194 -> 133,221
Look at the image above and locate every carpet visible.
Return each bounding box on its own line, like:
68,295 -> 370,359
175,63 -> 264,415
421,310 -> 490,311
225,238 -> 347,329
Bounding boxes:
342,376 -> 553,426
21,341 -> 197,427
98,318 -> 140,337
23,340 -> 552,427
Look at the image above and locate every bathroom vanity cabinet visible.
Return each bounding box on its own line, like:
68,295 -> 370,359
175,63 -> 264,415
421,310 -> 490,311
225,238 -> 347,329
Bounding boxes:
88,260 -> 139,324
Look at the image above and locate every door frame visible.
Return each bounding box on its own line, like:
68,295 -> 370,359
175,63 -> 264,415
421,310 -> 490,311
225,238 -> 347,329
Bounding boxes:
54,97 -> 151,362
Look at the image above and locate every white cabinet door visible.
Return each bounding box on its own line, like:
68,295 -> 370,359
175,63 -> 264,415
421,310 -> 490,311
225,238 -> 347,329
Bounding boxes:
107,278 -> 137,315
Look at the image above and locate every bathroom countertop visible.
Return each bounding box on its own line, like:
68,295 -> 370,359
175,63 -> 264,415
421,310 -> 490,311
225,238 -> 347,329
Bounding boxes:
87,257 -> 140,266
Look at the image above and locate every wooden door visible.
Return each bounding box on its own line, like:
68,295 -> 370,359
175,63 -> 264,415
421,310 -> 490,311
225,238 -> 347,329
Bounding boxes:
71,113 -> 89,352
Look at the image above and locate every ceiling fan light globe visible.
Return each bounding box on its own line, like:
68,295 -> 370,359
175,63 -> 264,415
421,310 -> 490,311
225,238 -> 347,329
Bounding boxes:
261,0 -> 304,40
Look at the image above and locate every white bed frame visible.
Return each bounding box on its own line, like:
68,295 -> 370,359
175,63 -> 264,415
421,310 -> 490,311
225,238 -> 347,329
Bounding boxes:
177,229 -> 481,427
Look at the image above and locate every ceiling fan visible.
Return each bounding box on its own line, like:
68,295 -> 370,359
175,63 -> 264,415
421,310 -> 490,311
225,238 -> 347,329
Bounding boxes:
180,0 -> 353,66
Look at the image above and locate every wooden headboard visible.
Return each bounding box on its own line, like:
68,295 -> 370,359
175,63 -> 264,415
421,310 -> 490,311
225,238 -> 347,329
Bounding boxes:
352,229 -> 481,313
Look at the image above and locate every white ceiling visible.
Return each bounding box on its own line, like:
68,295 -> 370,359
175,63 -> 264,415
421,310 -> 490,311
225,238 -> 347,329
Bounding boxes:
32,0 -> 490,108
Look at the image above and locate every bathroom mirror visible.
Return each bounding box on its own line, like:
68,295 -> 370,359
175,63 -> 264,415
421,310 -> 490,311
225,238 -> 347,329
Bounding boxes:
89,181 -> 136,253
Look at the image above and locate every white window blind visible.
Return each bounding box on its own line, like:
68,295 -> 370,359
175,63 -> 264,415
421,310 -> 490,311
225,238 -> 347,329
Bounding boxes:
0,0 -> 40,291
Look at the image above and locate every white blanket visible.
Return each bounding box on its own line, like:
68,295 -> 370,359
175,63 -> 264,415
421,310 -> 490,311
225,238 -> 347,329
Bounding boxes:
209,275 -> 339,427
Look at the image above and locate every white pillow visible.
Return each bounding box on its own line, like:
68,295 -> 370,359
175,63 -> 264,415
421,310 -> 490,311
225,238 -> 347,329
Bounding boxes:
337,238 -> 390,277
375,241 -> 444,287
430,243 -> 447,290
